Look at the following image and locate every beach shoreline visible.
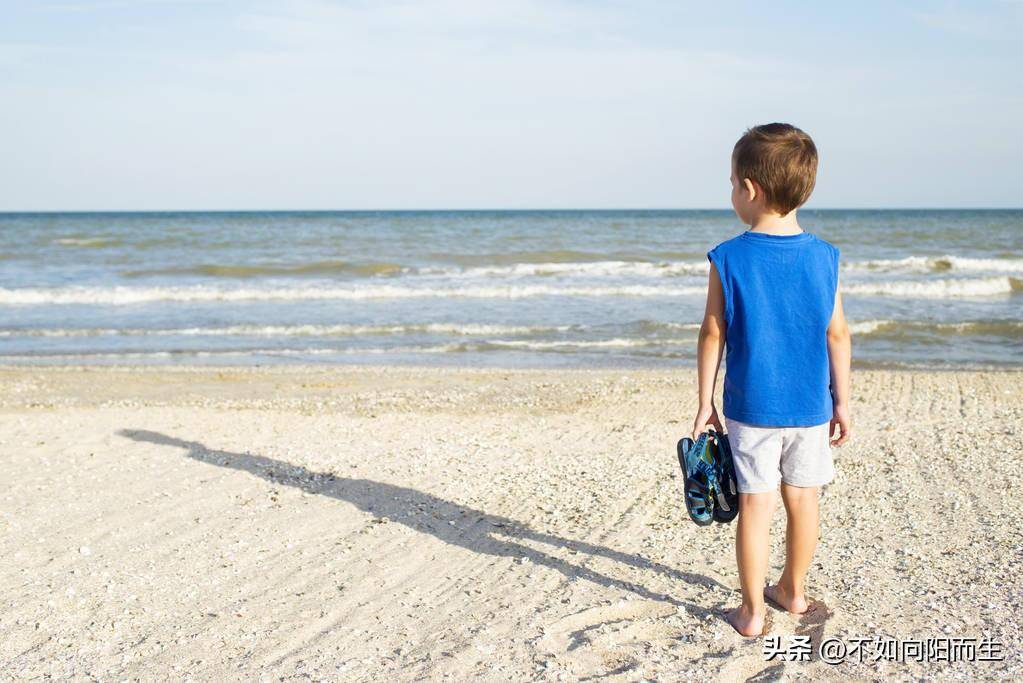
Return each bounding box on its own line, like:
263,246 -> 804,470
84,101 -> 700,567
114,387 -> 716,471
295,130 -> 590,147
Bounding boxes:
4,210 -> 1022,369
2,365 -> 1020,680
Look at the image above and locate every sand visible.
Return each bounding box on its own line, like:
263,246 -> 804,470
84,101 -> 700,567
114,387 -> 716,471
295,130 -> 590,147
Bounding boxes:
1,365 -> 1020,681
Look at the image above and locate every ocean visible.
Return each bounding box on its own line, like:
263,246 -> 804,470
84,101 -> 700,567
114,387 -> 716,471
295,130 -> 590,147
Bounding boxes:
0,209 -> 1020,368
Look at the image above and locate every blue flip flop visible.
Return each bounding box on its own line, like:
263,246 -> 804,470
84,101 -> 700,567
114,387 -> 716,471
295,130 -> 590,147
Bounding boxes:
677,432 -> 717,526
711,432 -> 739,523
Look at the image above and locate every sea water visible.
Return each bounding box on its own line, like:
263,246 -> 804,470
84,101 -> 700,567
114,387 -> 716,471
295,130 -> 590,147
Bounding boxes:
0,209 -> 1019,368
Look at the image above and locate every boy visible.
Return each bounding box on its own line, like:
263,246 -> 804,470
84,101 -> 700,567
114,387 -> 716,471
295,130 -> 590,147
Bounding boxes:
691,123 -> 852,637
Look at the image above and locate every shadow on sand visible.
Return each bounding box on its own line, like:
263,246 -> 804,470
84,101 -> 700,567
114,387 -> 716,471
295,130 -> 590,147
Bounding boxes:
119,429 -> 726,618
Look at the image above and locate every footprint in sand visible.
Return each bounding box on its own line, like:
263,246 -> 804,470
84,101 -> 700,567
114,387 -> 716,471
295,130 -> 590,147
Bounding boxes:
717,600 -> 835,681
794,599 -> 833,647
536,600 -> 678,675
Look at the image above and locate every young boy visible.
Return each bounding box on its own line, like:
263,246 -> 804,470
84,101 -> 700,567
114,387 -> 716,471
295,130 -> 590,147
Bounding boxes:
691,123 -> 852,637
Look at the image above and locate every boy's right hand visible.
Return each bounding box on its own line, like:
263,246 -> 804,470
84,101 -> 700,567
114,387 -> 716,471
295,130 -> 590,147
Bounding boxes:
691,404 -> 723,439
830,404 -> 852,446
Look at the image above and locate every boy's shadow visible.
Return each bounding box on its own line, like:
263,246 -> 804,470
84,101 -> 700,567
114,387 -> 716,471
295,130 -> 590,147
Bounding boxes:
119,429 -> 725,618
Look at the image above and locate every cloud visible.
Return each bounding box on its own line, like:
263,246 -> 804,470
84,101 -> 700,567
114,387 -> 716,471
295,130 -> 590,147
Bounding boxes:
1,0 -> 1019,209
197,0 -> 794,103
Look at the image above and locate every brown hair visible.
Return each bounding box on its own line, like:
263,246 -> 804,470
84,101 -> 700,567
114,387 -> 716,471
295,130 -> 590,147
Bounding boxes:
733,123 -> 817,215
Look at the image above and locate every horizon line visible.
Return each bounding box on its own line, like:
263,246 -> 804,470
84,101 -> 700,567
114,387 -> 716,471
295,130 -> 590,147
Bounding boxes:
1,206 -> 1021,215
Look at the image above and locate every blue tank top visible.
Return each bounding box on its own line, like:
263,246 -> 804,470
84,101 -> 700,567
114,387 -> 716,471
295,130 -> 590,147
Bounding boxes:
707,230 -> 840,427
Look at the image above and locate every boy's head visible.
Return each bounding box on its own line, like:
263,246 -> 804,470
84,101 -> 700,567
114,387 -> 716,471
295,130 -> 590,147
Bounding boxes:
730,123 -> 817,222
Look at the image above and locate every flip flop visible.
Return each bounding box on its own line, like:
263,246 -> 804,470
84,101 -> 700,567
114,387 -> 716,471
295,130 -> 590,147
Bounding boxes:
711,432 -> 740,523
677,432 -> 716,526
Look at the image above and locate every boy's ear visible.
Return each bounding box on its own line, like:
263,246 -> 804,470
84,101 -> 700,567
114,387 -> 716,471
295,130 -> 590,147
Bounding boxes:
742,178 -> 757,202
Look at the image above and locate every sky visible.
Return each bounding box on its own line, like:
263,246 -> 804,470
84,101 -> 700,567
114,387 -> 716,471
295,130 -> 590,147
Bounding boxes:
1,0 -> 1021,211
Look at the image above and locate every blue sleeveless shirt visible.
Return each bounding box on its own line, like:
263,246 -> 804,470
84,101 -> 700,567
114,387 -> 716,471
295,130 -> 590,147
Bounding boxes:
707,230 -> 840,427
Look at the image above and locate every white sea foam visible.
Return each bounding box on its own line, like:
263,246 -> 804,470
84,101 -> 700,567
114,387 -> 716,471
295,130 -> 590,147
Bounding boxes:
842,276 -> 1021,298
941,320 -> 1023,333
843,255 -> 1023,274
5,319 -> 1014,340
0,323 -> 570,338
0,337 -> 695,362
413,254 -> 1023,279
263,345 -> 463,355
427,255 -> 1023,279
2,275 -> 1014,305
658,322 -> 703,331
846,319 -> 1023,335
847,319 -> 893,335
0,345 -> 467,361
419,260 -> 710,279
51,237 -> 124,248
0,283 -> 707,305
483,338 -> 692,350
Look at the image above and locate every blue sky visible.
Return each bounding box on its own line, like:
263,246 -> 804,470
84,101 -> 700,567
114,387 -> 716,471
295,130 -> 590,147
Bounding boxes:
2,0 -> 1021,210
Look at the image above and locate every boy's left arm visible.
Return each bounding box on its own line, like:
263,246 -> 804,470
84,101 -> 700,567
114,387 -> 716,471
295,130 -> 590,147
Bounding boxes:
692,263 -> 726,438
826,284 -> 853,446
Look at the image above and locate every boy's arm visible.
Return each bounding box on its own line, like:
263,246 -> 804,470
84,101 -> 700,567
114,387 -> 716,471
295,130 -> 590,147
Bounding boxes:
692,263 -> 726,438
827,284 -> 852,446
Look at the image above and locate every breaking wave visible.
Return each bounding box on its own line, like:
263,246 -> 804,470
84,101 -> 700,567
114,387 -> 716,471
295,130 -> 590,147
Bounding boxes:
0,283 -> 708,305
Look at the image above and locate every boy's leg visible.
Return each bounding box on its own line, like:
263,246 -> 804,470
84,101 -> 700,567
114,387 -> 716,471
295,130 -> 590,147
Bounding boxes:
724,418 -> 784,637
769,422 -> 832,613
765,483 -> 819,614
729,491 -> 776,636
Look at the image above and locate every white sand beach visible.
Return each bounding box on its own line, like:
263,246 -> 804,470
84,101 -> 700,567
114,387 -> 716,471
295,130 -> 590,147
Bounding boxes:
1,366 -> 1020,681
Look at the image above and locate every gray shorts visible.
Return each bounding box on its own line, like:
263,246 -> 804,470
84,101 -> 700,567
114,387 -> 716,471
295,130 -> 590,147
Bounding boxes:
724,417 -> 835,494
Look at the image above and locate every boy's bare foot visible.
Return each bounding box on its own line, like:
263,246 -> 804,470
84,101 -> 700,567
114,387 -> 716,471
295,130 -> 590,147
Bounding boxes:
726,605 -> 766,637
764,584 -> 809,614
